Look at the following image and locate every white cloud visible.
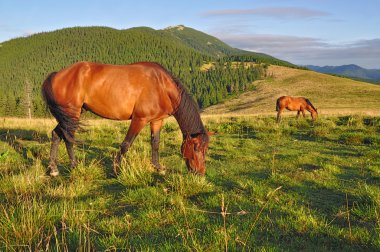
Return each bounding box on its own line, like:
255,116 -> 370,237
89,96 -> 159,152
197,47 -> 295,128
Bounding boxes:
22,30 -> 36,37
0,24 -> 36,41
215,33 -> 380,68
202,7 -> 330,20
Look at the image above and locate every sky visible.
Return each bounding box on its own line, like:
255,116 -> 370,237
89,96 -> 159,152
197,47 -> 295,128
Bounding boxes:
1,0 -> 379,69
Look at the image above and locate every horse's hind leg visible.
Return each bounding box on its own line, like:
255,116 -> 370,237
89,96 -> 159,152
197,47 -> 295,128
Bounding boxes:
48,126 -> 63,176
48,125 -> 78,176
150,120 -> 164,173
64,137 -> 78,168
277,109 -> 283,123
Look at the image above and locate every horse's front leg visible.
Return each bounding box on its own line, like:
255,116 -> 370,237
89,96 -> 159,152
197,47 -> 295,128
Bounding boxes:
296,111 -> 301,119
114,118 -> 147,175
150,120 -> 164,173
301,109 -> 306,118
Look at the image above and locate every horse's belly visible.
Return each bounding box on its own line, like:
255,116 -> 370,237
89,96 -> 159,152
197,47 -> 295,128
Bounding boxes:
287,104 -> 300,111
84,99 -> 134,120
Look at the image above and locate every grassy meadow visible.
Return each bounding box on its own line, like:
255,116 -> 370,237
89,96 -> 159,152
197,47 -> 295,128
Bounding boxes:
204,66 -> 380,116
0,115 -> 379,251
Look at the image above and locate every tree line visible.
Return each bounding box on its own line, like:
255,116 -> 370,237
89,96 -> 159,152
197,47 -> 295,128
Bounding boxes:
0,26 -> 272,118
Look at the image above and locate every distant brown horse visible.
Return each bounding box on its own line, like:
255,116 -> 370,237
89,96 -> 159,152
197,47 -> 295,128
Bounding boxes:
276,96 -> 318,122
42,61 -> 213,176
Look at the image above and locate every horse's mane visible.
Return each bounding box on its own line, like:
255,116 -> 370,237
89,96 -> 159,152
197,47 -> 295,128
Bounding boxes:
173,77 -> 207,136
160,66 -> 207,141
305,98 -> 317,112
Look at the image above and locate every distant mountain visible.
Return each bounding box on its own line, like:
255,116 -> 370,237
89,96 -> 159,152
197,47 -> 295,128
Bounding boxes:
307,64 -> 380,83
163,25 -> 294,67
163,25 -> 238,57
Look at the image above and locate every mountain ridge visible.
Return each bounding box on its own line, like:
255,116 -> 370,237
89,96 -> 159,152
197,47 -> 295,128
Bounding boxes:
307,64 -> 380,83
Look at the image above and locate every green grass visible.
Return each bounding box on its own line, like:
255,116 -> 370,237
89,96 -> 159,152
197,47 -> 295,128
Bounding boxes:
0,116 -> 379,251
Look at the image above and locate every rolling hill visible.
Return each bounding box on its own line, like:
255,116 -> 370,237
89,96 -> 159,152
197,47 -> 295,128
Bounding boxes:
0,25 -> 293,117
163,25 -> 295,67
163,25 -> 239,57
203,66 -> 380,116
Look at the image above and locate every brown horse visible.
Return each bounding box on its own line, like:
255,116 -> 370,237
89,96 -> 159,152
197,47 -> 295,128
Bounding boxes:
42,61 -> 212,176
276,96 -> 318,122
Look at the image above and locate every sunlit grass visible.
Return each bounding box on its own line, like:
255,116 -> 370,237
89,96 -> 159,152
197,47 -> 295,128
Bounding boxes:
203,65 -> 380,117
0,116 -> 379,251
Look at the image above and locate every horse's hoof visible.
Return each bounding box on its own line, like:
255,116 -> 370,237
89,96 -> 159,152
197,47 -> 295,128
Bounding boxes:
70,160 -> 78,168
153,164 -> 166,175
50,170 -> 60,177
158,168 -> 166,175
113,164 -> 120,177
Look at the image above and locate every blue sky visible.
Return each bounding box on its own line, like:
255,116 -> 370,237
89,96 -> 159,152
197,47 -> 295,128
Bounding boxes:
1,0 -> 379,68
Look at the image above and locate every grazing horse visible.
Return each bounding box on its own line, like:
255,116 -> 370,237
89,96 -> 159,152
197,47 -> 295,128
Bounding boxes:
42,61 -> 213,176
276,96 -> 318,122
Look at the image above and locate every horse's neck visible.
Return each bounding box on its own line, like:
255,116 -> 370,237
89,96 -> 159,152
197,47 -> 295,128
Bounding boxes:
306,104 -> 315,113
173,91 -> 205,137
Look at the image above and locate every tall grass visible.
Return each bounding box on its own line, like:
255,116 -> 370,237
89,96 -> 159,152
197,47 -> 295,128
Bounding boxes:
0,116 -> 379,251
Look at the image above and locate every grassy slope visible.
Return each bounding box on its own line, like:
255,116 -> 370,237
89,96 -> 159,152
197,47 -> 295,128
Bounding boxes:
203,66 -> 380,116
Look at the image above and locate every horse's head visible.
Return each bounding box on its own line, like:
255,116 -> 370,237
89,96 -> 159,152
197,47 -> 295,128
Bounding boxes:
181,132 -> 214,175
311,108 -> 318,120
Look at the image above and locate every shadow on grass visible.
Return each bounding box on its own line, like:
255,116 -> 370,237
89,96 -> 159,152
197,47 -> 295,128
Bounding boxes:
236,172 -> 379,250
284,178 -> 376,230
243,220 -> 378,251
321,146 -> 364,158
335,165 -> 380,186
0,128 -> 50,174
0,128 -> 49,154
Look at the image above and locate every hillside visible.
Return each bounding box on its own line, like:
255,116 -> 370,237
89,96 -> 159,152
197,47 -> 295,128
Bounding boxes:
163,25 -> 239,57
162,25 -> 295,67
203,66 -> 380,116
0,25 -> 290,117
307,64 -> 380,83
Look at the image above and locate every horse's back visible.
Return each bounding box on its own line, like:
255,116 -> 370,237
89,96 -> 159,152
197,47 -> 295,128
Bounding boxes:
49,61 -> 180,121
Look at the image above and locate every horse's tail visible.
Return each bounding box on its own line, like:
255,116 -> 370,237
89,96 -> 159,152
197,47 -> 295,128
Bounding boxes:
42,72 -> 80,143
276,98 -> 281,111
305,99 -> 317,113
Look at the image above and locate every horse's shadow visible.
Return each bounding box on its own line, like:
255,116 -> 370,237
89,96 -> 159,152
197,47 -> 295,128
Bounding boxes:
0,128 -> 115,177
0,127 -> 188,190
0,128 -> 50,172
